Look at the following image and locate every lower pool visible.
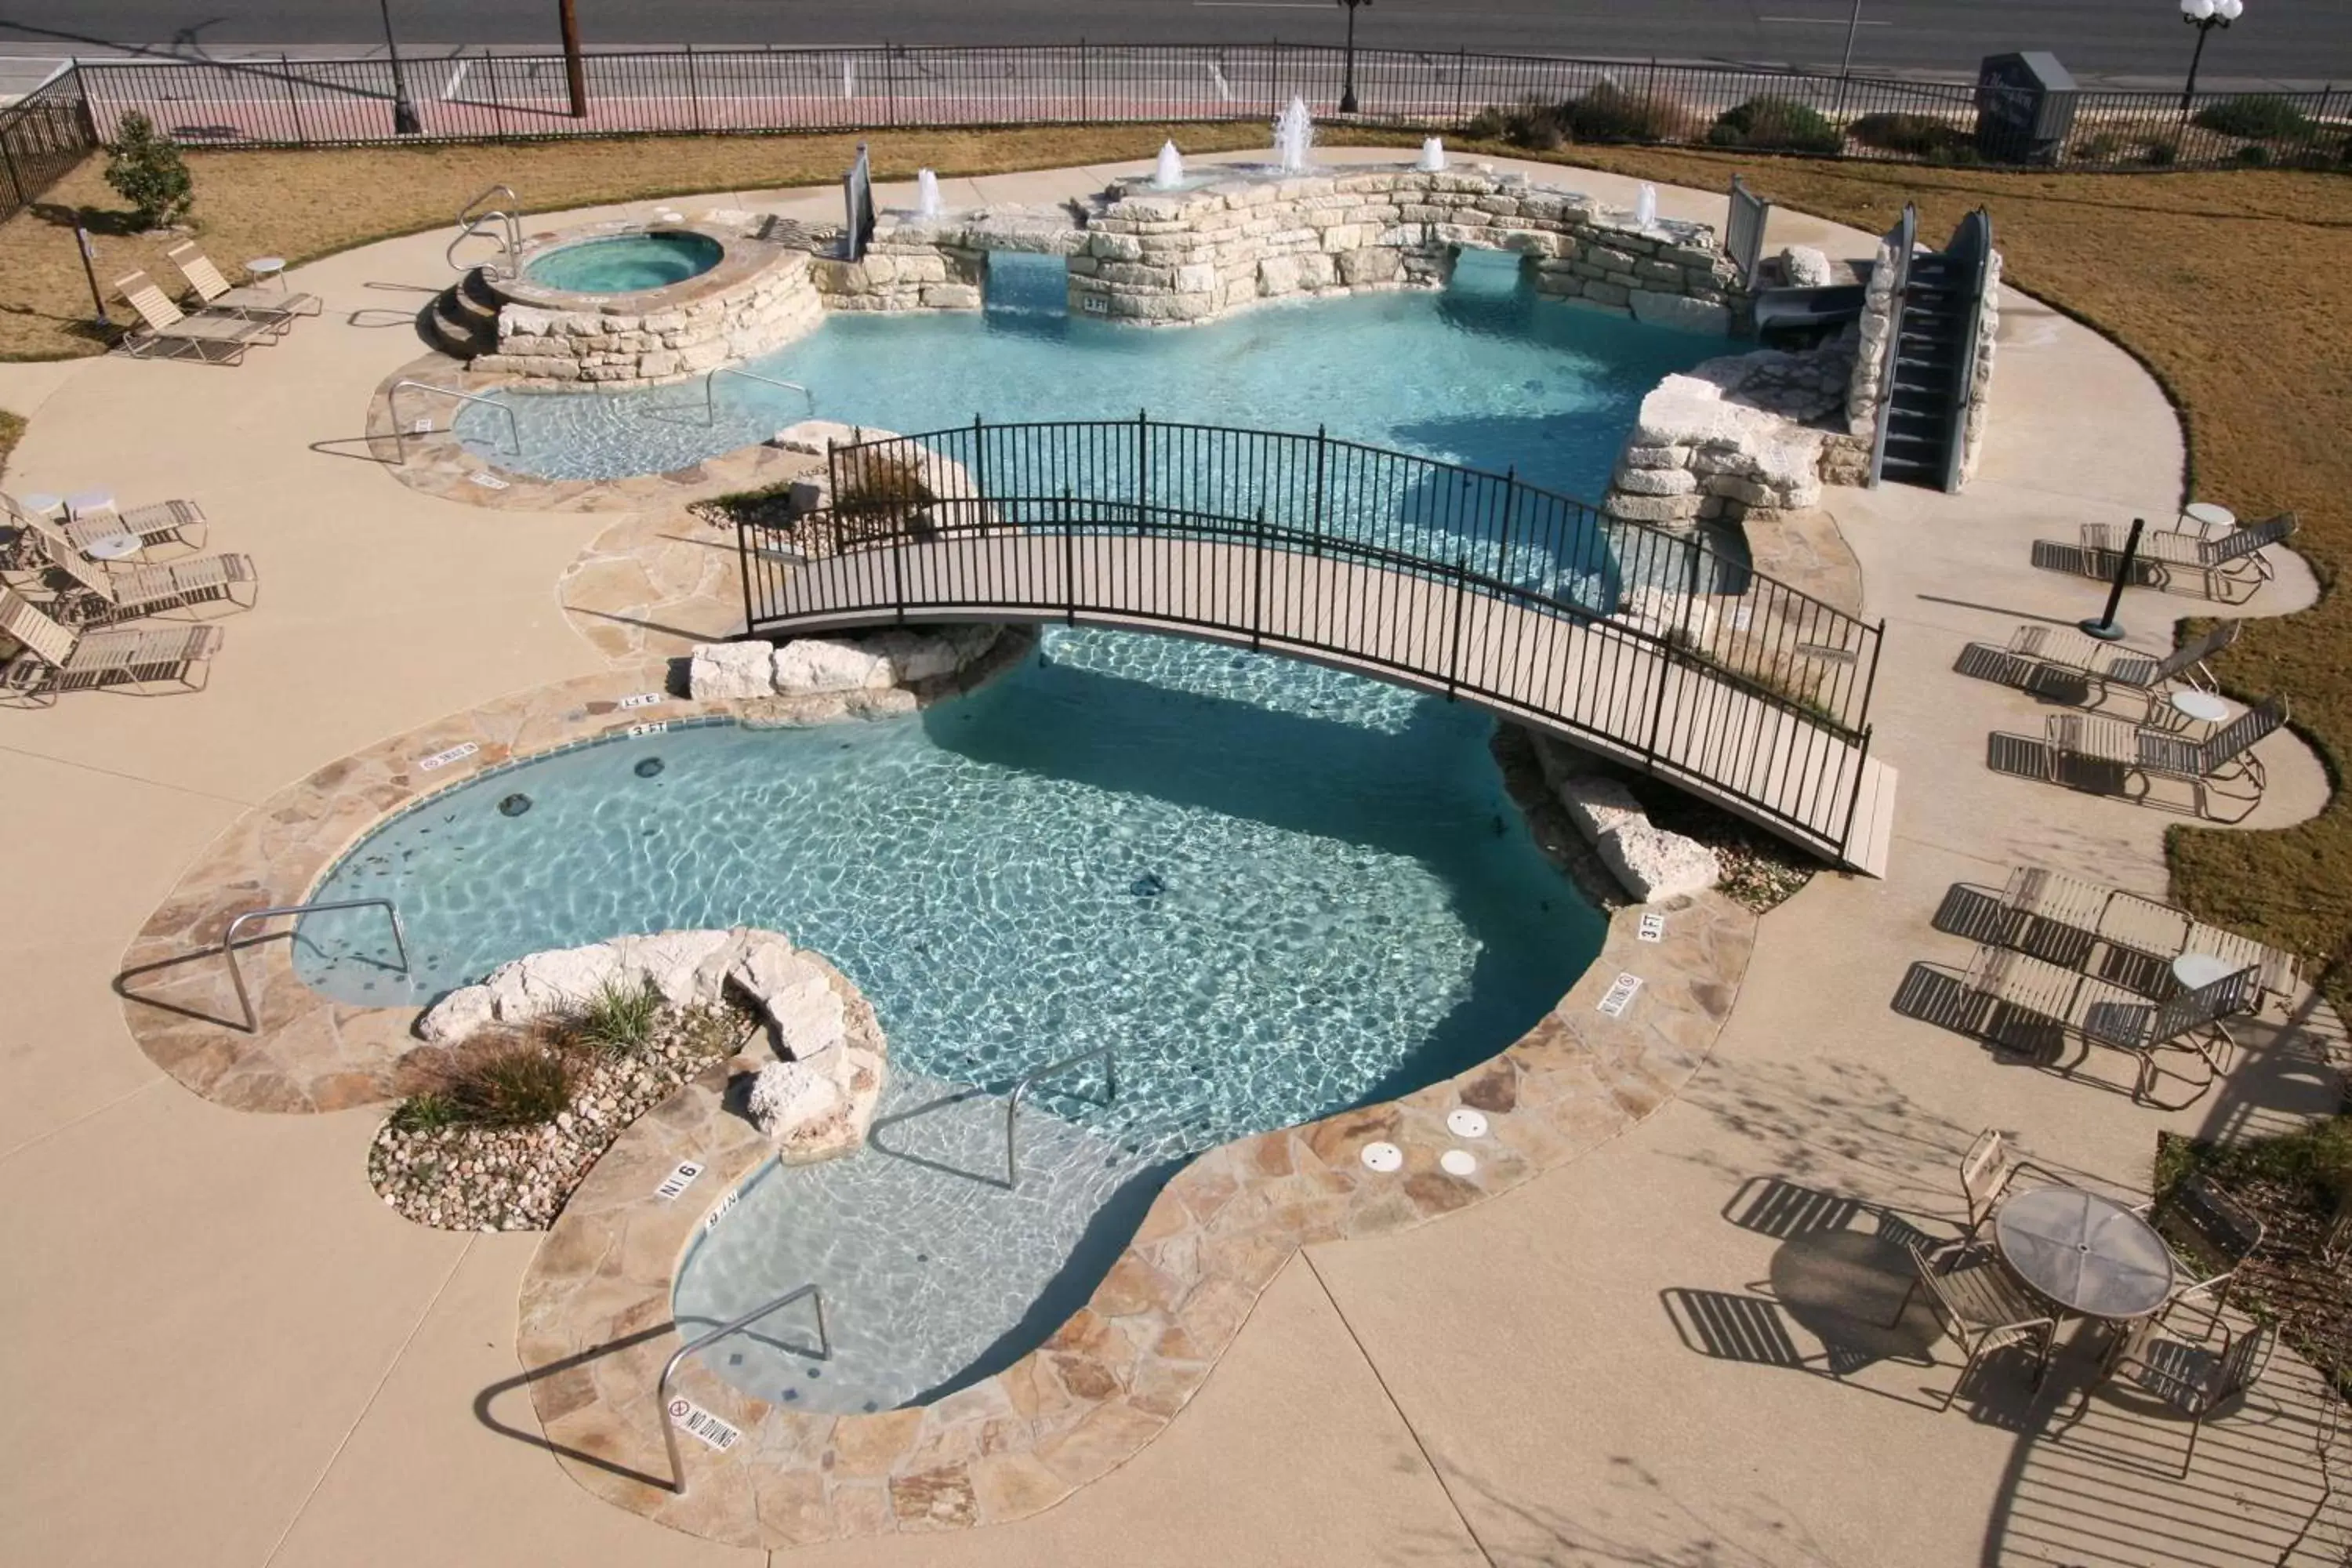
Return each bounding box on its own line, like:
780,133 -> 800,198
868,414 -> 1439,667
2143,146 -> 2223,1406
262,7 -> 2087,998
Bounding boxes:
298,630 -> 1602,1407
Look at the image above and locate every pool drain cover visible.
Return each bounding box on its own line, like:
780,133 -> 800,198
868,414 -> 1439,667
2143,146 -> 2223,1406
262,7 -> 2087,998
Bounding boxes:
1446,1108 -> 1489,1139
634,756 -> 665,778
1440,1149 -> 1479,1178
497,793 -> 532,817
1360,1141 -> 1403,1173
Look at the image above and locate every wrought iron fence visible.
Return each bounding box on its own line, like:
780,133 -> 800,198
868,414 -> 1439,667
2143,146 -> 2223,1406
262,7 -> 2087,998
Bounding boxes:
31,45 -> 2346,177
0,70 -> 98,223
736,416 -> 1886,859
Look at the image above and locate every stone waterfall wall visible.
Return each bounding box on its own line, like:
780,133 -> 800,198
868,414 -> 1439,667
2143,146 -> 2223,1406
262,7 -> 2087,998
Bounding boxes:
1601,343 -> 1854,534
1836,237 -> 2004,488
477,249 -> 825,387
1958,250 -> 2002,485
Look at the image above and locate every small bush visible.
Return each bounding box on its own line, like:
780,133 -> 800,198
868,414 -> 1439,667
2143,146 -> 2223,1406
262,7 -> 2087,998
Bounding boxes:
1708,96 -> 1843,154
390,1091 -> 459,1132
441,1032 -> 576,1127
2191,93 -> 2315,140
564,976 -> 664,1054
1462,96 -> 1571,151
831,451 -> 938,544
1848,111 -> 1970,159
1563,82 -> 1696,144
103,112 -> 195,230
2233,141 -> 2274,166
2142,138 -> 2180,167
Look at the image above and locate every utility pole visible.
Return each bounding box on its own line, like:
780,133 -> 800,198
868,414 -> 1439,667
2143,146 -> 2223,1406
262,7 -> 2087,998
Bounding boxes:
560,0 -> 588,119
1337,0 -> 1370,115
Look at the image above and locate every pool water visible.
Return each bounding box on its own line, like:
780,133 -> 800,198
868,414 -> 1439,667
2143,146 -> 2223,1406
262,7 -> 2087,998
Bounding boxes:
298,630 -> 1602,1407
521,230 -> 724,294
457,248 -> 1715,488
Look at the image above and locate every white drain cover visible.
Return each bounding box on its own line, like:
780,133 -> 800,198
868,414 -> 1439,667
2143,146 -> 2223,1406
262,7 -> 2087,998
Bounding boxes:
1440,1149 -> 1479,1178
1446,1107 -> 1489,1138
1360,1141 -> 1403,1173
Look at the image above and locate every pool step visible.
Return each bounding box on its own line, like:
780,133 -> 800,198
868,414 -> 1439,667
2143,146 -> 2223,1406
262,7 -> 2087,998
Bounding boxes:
426,266 -> 503,361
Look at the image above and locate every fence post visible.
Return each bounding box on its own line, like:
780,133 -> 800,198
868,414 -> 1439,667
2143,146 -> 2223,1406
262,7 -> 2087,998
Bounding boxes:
1494,465 -> 1517,581
1251,507 -> 1267,648
1312,424 -> 1328,557
1134,408 -> 1149,529
969,414 -> 989,533
736,517 -> 758,635
1444,553 -> 1468,699
1061,501 -> 1077,626
1454,48 -> 1467,125
885,44 -> 898,128
890,519 -> 907,626
687,47 -> 704,134
1080,38 -> 1090,122
0,132 -> 22,216
280,53 -> 303,143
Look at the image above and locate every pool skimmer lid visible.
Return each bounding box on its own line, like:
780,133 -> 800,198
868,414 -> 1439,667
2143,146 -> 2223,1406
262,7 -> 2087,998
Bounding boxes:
1446,1107 -> 1489,1138
1439,1149 -> 1479,1178
1360,1141 -> 1403,1173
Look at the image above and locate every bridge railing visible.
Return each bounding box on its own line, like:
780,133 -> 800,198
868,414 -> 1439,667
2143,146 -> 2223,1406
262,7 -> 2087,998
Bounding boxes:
815,417 -> 1882,737
736,418 -> 1886,857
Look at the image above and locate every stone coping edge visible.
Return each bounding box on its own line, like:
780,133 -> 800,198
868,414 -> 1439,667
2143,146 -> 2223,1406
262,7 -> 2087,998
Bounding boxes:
512,883 -> 1755,1547
114,628 -> 1033,1115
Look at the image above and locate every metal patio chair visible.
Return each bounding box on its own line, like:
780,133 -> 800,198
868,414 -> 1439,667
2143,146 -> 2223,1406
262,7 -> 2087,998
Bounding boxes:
0,586 -> 222,706
1994,618 -> 2240,713
1890,1239 -> 2057,1412
2042,695 -> 2287,818
112,270 -> 282,365
1987,866 -> 2301,1007
1955,946 -> 2256,1108
165,241 -> 322,325
16,513 -> 256,626
1,490 -> 209,563
1958,1129 -> 2064,1243
2145,1174 -> 2267,1335
2089,1316 -> 2274,1475
2081,513 -> 2297,604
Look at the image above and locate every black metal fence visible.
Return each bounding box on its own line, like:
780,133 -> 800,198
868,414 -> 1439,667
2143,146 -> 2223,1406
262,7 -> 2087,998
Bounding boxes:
737,417 -> 1886,858
0,70 -> 97,223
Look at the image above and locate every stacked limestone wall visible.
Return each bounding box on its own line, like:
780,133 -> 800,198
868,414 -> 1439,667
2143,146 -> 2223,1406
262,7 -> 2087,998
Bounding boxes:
477,247 -> 823,388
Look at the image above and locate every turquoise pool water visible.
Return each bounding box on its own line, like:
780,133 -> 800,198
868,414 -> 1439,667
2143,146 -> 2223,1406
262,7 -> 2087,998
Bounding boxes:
300,628 -> 1601,1408
521,230 -> 724,294
456,249 -> 1715,489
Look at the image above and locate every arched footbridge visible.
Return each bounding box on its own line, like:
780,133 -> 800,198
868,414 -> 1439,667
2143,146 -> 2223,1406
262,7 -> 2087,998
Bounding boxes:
735,418 -> 1896,876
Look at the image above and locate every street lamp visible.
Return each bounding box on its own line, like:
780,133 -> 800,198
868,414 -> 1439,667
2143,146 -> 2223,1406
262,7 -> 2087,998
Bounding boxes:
2180,0 -> 2244,111
1336,0 -> 1370,115
379,0 -> 422,135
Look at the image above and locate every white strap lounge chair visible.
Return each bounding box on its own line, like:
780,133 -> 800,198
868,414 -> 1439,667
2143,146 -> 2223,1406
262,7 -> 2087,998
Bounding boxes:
2,490 -> 208,561
113,270 -> 283,365
165,241 -> 322,323
2080,514 -> 2298,604
19,513 -> 256,626
1997,619 -> 2240,710
0,586 -> 222,705
2042,695 -> 2286,818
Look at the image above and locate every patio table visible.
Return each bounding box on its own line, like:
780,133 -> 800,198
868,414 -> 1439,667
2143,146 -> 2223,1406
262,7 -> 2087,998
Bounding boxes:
1994,1185 -> 2174,1321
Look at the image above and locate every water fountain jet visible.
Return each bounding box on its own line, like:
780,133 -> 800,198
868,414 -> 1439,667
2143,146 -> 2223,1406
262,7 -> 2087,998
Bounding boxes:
1634,182 -> 1657,231
1417,136 -> 1446,172
1274,96 -> 1314,174
915,168 -> 942,218
1152,140 -> 1185,190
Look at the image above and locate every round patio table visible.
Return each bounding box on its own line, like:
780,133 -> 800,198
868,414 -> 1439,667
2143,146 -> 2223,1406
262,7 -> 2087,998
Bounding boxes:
1994,1186 -> 2175,1320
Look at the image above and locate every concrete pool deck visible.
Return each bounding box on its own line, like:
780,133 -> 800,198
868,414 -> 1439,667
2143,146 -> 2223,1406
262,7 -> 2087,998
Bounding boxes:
0,149 -> 2343,1567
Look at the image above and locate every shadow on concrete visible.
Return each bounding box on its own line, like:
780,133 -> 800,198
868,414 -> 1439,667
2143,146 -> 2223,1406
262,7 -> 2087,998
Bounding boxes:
471,1319 -> 678,1494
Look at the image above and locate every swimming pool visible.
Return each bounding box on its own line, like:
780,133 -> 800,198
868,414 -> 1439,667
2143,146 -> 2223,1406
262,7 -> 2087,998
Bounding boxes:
298,629 -> 1601,1407
455,249 -> 1715,491
521,230 -> 724,294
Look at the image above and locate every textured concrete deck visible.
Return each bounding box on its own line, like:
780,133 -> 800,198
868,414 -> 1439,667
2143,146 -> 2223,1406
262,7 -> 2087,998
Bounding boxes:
0,149 -> 2339,1567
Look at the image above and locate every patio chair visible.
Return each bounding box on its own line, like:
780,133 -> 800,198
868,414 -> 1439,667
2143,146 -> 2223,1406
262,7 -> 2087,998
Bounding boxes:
2146,1173 -> 2266,1334
1987,866 -> 2302,1007
0,586 -> 222,705
2081,514 -> 2298,604
2,490 -> 208,564
2042,695 -> 2287,818
2074,963 -> 2259,1109
1955,946 -> 2255,1107
1994,619 -> 2241,711
1958,1129 -> 2064,1243
1889,1239 -> 2056,1412
2088,1316 -> 2274,1475
112,271 -> 282,365
165,241 -> 322,324
16,513 -> 256,626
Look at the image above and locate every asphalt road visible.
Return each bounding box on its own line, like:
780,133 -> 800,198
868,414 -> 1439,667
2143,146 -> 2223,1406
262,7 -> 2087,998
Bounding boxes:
0,0 -> 2343,89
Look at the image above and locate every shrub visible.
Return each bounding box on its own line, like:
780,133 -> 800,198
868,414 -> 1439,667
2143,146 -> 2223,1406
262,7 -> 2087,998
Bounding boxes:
1564,82 -> 1696,143
1463,96 -> 1571,151
1708,96 -> 1842,154
390,1091 -> 459,1132
831,450 -> 938,543
563,976 -> 663,1054
441,1032 -> 576,1127
103,112 -> 195,229
1848,111 -> 1970,159
2141,138 -> 2180,167
2191,93 -> 2315,140
2233,141 -> 2273,166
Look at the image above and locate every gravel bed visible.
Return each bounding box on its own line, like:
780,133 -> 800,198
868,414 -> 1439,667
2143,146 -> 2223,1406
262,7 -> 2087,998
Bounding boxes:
368,1004 -> 754,1232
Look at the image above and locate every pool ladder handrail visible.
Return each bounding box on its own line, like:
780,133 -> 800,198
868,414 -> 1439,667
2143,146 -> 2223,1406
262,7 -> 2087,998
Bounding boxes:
221,898 -> 409,1034
702,365 -> 816,423
659,1282 -> 830,1494
1005,1045 -> 1118,1189
449,183 -> 524,278
388,379 -> 521,461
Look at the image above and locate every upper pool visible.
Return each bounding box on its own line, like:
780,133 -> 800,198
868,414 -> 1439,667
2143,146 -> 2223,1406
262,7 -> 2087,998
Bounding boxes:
521,230 -> 724,294
456,249 -> 1717,488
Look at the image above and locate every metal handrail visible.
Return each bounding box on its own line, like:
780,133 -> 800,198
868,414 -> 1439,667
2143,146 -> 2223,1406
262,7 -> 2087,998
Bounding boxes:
1004,1045 -> 1117,1188
658,1283 -> 829,1494
388,379 -> 521,461
221,898 -> 408,1033
1865,204 -> 1918,489
703,365 -> 815,424
449,182 -> 523,276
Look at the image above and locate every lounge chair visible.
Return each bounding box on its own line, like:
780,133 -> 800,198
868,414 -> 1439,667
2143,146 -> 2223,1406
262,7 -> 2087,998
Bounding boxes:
165,241 -> 322,324
0,586 -> 222,704
1983,619 -> 2241,712
113,271 -> 282,365
1971,866 -> 2300,1006
2042,695 -> 2286,817
2085,1317 -> 2273,1475
16,512 -> 256,626
2080,514 -> 2298,604
2,489 -> 207,563
1958,945 -> 2256,1107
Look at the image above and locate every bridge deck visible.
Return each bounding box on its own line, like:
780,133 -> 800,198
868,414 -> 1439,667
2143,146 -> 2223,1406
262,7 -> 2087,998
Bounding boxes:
753,531 -> 1896,875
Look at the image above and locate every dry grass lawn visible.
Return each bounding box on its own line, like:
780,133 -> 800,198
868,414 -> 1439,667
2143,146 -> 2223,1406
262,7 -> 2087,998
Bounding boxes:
0,124 -> 1267,361
2,127 -> 2347,976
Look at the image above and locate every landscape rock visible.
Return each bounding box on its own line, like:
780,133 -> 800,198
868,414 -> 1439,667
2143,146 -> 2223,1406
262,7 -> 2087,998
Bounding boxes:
1780,245 -> 1833,287
1598,820 -> 1723,903
689,641 -> 776,700
772,637 -> 895,694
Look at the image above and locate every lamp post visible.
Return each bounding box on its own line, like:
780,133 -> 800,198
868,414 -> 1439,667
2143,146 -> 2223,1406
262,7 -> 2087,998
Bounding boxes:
1336,0 -> 1370,115
2180,0 -> 2244,111
559,0 -> 588,119
379,0 -> 422,134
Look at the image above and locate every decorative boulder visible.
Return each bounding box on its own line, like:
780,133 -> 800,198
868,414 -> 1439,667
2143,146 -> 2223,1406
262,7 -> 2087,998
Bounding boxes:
1557,774 -> 1646,841
1599,819 -> 1723,903
771,637 -> 895,694
1780,245 -> 1834,287
742,1044 -> 887,1163
689,641 -> 775,700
